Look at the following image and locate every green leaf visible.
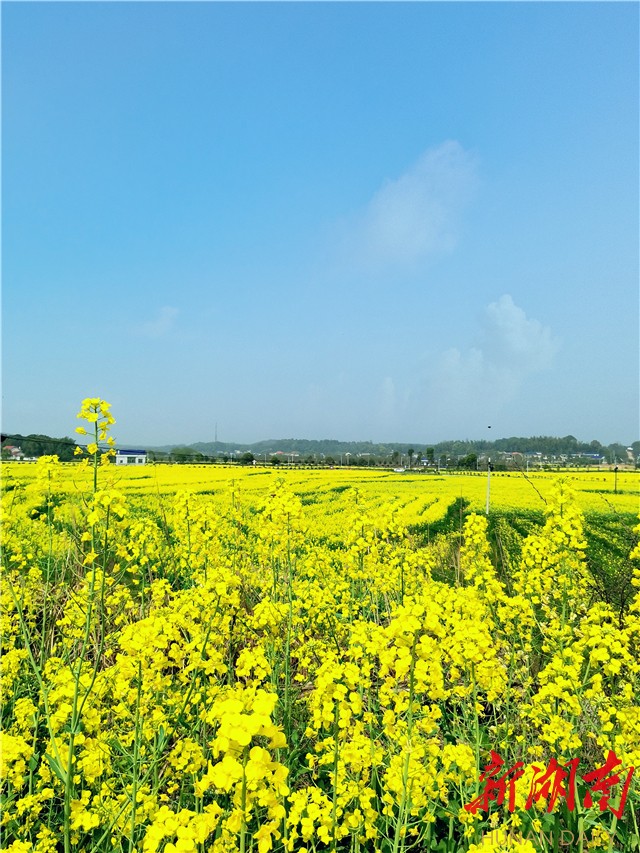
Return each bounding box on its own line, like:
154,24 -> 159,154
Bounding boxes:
44,752 -> 67,784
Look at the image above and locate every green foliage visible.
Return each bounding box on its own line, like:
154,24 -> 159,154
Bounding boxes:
410,502 -> 638,620
457,453 -> 478,470
482,508 -> 639,620
583,513 -> 639,621
170,446 -> 203,463
1,433 -> 78,462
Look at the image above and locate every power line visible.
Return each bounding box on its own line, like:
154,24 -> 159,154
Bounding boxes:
1,433 -> 115,452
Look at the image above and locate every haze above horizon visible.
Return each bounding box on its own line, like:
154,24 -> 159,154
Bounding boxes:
3,3 -> 638,446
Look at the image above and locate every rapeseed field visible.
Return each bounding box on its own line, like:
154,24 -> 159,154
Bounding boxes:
2,400 -> 639,853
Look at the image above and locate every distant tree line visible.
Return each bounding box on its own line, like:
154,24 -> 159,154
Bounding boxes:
160,435 -> 637,463
2,432 -> 638,467
1,433 -> 78,462
150,436 -> 638,468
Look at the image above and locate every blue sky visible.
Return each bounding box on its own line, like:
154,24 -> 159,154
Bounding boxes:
3,2 -> 638,446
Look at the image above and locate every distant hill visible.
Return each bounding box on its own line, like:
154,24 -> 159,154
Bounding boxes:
145,435 -> 639,464
3,430 -> 636,466
191,438 -> 391,457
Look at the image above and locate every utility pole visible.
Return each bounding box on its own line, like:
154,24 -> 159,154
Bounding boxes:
485,426 -> 492,515
486,458 -> 492,515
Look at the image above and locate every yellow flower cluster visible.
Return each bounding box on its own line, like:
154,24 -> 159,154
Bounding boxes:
74,397 -> 116,465
1,404 -> 638,852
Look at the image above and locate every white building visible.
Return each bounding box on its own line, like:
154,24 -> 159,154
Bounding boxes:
2,445 -> 25,460
115,449 -> 147,466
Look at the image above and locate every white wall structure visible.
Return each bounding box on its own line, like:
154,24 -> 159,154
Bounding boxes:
115,450 -> 147,466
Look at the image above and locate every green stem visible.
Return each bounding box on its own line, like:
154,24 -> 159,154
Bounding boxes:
93,420 -> 99,493
607,813 -> 618,852
3,577 -> 66,817
128,659 -> 143,853
64,562 -> 98,853
332,703 -> 340,853
240,751 -> 248,853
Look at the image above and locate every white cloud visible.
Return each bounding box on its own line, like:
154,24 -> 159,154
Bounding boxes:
137,306 -> 179,338
290,296 -> 559,440
348,141 -> 478,271
433,295 -> 560,402
482,295 -> 558,374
